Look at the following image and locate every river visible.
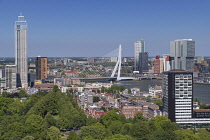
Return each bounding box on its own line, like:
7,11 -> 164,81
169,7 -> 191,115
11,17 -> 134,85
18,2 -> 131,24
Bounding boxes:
114,80 -> 210,104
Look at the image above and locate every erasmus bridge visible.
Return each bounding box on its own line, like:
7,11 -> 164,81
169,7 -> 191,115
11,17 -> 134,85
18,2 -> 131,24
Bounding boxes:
65,45 -> 135,81
109,45 -> 135,81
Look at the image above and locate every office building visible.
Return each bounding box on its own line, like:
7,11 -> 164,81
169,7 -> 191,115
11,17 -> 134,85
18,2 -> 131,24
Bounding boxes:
193,109 -> 210,118
163,70 -> 193,122
36,57 -> 48,80
170,39 -> 195,72
5,65 -> 17,89
163,70 -> 210,127
134,40 -> 145,71
138,52 -> 148,74
15,14 -> 28,88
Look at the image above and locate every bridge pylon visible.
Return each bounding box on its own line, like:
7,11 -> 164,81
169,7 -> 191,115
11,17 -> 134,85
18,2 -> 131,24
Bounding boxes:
111,44 -> 122,81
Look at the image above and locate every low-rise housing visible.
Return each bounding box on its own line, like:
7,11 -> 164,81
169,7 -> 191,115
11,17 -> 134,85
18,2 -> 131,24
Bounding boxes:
120,105 -> 142,119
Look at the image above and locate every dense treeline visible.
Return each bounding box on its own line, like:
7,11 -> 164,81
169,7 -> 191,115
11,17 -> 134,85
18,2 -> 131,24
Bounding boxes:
1,86 -> 210,140
72,111 -> 210,140
0,86 -> 86,140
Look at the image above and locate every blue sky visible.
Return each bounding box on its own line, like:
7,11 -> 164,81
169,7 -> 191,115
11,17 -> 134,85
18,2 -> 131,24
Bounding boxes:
0,0 -> 210,57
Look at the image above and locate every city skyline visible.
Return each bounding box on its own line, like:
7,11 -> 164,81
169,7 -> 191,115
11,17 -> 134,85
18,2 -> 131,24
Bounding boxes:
0,0 -> 210,57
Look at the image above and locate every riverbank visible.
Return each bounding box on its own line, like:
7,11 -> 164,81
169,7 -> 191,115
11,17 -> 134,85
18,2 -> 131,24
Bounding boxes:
115,80 -> 210,104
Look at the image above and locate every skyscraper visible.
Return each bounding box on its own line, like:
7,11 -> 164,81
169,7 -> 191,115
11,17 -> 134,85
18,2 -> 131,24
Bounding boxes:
162,70 -> 210,127
170,39 -> 195,72
163,70 -> 193,122
36,57 -> 48,80
134,40 -> 145,71
15,14 -> 28,88
138,52 -> 148,74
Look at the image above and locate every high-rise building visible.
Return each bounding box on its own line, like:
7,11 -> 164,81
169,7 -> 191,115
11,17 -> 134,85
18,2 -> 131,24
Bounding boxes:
36,57 -> 48,80
134,40 -> 145,71
163,70 -> 210,127
170,39 -> 195,72
163,54 -> 171,72
15,14 -> 28,88
138,52 -> 148,74
154,56 -> 164,74
5,65 -> 17,89
163,70 -> 193,122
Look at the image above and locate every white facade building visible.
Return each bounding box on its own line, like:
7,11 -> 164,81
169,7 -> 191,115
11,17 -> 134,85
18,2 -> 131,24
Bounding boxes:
163,54 -> 171,72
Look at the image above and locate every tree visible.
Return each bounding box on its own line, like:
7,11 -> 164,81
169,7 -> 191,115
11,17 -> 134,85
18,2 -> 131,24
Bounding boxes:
8,99 -> 24,114
69,89 -> 74,93
43,113 -> 56,129
150,129 -> 176,140
79,123 -> 111,140
101,86 -> 106,93
46,126 -> 61,140
108,121 -> 123,135
100,106 -> 107,112
119,86 -> 125,92
97,89 -> 100,93
78,74 -> 86,78
197,129 -> 210,140
154,99 -> 163,106
19,90 -> 28,98
200,103 -> 207,109
39,91 -> 48,96
61,72 -> 66,76
67,131 -> 78,140
101,110 -> 121,127
0,96 -> 14,110
2,121 -> 25,140
128,89 -> 132,94
130,122 -> 151,139
25,114 -> 44,132
121,123 -> 133,135
174,129 -> 199,140
133,112 -> 147,123
149,115 -> 179,132
104,134 -> 133,140
93,96 -> 100,102
53,85 -> 60,92
22,136 -> 35,140
86,116 -> 98,126
78,84 -> 85,87
2,91 -> 10,97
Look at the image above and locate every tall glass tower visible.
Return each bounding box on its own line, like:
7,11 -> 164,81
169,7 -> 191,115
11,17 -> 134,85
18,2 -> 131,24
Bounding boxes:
170,39 -> 195,72
15,14 -> 28,88
134,40 -> 145,71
